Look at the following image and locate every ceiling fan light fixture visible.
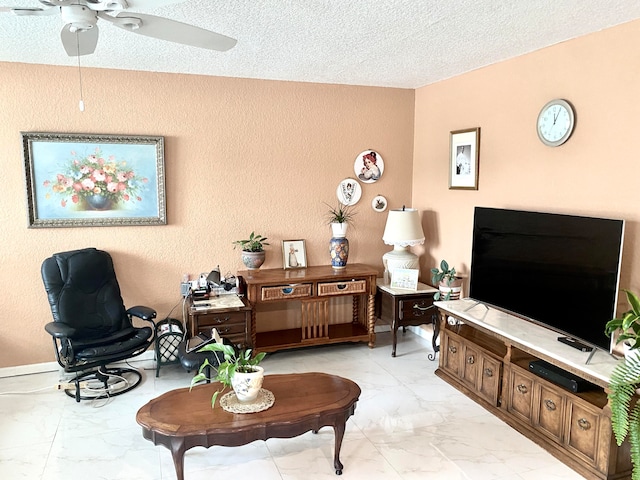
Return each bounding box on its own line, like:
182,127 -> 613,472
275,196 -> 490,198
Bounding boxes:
60,5 -> 97,29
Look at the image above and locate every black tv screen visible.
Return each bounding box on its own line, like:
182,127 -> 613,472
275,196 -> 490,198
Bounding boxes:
469,207 -> 624,351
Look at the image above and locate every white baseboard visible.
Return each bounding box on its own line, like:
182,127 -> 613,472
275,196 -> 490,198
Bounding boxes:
0,351 -> 156,379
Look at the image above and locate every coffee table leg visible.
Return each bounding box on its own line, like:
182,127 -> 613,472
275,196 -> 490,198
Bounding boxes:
170,437 -> 187,480
333,422 -> 346,475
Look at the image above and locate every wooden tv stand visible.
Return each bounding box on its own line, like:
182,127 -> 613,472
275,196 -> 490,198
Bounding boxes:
238,264 -> 377,353
435,299 -> 632,480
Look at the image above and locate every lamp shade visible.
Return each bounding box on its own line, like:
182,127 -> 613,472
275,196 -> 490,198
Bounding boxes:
382,208 -> 425,247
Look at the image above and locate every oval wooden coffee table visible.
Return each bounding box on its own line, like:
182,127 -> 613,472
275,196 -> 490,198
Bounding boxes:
136,372 -> 361,479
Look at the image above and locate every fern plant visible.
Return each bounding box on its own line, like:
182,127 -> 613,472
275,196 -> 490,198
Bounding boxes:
608,356 -> 640,480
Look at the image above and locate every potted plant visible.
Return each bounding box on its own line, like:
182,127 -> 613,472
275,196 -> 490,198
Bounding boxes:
190,343 -> 267,408
233,232 -> 269,270
605,289 -> 640,479
431,259 -> 462,301
324,202 -> 356,238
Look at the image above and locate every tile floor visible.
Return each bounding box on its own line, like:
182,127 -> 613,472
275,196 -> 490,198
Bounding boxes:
0,330 -> 585,480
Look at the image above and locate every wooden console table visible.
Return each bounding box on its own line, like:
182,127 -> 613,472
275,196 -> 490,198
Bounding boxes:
238,264 -> 378,353
435,299 -> 631,480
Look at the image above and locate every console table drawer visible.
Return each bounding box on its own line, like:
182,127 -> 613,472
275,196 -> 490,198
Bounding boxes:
317,279 -> 367,296
261,283 -> 312,301
193,311 -> 247,329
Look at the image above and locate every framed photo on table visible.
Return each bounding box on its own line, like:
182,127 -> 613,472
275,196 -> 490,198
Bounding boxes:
449,127 -> 480,190
282,239 -> 307,269
22,132 -> 166,227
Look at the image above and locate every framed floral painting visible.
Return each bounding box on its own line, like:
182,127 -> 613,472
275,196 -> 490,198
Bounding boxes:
22,132 -> 166,227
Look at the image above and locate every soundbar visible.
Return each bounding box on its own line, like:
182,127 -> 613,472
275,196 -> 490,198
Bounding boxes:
528,359 -> 596,393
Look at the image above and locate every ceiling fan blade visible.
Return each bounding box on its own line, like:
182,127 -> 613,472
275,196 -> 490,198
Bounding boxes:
112,12 -> 236,51
0,6 -> 57,16
124,0 -> 184,8
61,24 -> 99,56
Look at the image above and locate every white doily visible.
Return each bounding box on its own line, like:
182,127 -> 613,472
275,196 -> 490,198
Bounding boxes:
219,388 -> 275,413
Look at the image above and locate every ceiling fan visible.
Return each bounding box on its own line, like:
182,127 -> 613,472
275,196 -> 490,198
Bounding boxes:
0,0 -> 237,56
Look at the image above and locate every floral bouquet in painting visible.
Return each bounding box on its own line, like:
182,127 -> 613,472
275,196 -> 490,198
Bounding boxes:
43,147 -> 149,211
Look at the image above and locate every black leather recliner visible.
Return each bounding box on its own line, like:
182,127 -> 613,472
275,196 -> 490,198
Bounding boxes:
42,247 -> 156,402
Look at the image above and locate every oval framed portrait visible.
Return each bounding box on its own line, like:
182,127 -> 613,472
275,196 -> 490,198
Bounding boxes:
336,178 -> 362,206
354,150 -> 384,183
372,195 -> 387,212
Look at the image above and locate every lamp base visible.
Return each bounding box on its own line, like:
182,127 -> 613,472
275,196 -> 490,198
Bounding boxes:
382,247 -> 419,284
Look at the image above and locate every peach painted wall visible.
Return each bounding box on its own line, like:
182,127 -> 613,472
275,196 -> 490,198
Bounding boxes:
0,64 -> 414,368
413,19 -> 640,318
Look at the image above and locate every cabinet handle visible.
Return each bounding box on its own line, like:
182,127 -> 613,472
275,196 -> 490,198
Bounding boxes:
448,345 -> 457,354
213,316 -> 230,324
282,287 -> 294,294
484,368 -> 493,377
467,355 -> 475,364
413,303 -> 433,311
336,283 -> 347,290
577,418 -> 591,430
544,399 -> 557,411
517,384 -> 528,394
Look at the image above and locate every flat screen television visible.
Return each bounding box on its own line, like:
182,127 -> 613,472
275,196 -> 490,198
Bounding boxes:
468,207 -> 624,352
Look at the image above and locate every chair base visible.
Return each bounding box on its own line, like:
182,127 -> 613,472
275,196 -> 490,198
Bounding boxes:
64,366 -> 142,402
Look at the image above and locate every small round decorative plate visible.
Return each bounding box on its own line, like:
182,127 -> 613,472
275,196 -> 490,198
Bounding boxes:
372,195 -> 387,212
220,388 -> 275,414
336,178 -> 362,206
354,150 -> 384,183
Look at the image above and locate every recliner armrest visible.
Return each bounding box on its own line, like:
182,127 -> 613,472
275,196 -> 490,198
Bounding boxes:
45,322 -> 77,339
127,305 -> 157,322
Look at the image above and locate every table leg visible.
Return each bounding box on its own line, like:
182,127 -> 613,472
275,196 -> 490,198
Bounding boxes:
391,318 -> 398,357
170,437 -> 187,480
428,312 -> 440,361
333,421 -> 346,475
367,294 -> 376,348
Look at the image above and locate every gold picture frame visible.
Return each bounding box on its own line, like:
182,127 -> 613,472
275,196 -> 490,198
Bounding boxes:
449,127 -> 480,190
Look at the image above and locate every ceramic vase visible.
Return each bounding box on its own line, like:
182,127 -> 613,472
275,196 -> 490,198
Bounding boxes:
438,277 -> 463,300
241,251 -> 266,270
231,366 -> 264,403
330,236 -> 349,269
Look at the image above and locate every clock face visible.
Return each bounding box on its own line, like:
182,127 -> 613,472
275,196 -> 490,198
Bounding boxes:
537,99 -> 575,147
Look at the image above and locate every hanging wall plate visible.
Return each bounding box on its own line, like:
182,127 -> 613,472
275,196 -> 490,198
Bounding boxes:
354,150 -> 384,183
336,178 -> 362,206
372,195 -> 387,212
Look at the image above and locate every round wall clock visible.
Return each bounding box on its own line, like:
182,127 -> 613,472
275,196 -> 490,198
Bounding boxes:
536,99 -> 575,147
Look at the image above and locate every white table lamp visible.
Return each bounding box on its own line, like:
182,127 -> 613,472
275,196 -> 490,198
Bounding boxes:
382,207 -> 425,283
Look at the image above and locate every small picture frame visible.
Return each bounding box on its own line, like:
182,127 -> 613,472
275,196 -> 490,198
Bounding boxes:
282,239 -> 307,269
390,268 -> 419,291
449,127 -> 480,190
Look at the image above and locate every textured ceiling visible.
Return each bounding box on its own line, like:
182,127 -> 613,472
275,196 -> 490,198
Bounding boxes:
1,0 -> 640,89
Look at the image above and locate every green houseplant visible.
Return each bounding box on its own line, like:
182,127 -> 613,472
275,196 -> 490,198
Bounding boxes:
324,202 -> 356,238
233,232 -> 269,270
605,289 -> 640,480
324,202 -> 356,225
431,259 -> 462,301
190,343 -> 266,408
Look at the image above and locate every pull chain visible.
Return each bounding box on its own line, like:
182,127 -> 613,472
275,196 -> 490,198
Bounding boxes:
76,31 -> 85,112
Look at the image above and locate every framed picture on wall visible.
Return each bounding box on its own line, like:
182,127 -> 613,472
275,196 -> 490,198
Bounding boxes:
282,239 -> 307,269
449,127 -> 480,190
22,132 -> 166,227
